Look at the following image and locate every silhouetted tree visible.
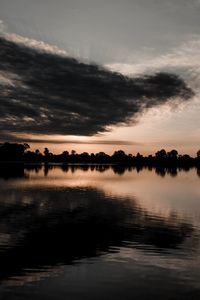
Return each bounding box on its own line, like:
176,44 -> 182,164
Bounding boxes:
71,150 -> 76,155
0,143 -> 30,161
44,147 -> 53,162
44,148 -> 49,155
62,151 -> 69,156
155,149 -> 167,159
197,150 -> 200,158
167,149 -> 178,159
35,149 -> 40,155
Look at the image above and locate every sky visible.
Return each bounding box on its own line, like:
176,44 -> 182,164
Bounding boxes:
1,0 -> 200,155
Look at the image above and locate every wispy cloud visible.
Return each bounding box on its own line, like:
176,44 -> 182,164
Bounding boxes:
0,132 -> 138,146
106,36 -> 200,94
0,20 -> 5,33
4,32 -> 69,57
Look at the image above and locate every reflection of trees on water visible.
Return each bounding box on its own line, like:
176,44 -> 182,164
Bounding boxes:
1,164 -> 200,179
197,168 -> 200,178
155,167 -> 178,177
0,164 -> 29,180
0,181 -> 194,284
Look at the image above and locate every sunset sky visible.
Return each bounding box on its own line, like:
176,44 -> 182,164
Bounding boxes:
1,0 -> 200,155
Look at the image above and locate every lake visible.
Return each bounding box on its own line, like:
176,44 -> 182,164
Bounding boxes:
0,165 -> 200,300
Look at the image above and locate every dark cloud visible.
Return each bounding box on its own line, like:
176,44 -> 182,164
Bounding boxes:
0,35 -> 194,138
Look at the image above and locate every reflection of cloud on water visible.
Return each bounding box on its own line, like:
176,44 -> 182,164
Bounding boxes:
1,265 -> 65,287
1,165 -> 200,222
0,173 -> 196,286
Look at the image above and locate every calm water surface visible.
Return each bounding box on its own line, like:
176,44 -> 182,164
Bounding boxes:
0,165 -> 200,300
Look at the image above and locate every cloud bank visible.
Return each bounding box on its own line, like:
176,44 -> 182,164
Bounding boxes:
0,33 -> 194,139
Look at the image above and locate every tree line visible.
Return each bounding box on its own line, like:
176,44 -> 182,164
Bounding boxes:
0,142 -> 200,167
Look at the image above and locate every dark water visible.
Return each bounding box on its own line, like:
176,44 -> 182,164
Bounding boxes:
0,165 -> 200,300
